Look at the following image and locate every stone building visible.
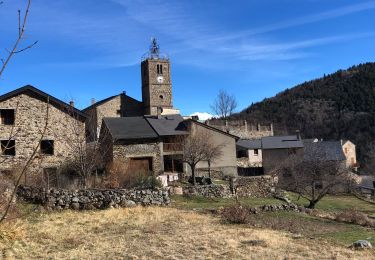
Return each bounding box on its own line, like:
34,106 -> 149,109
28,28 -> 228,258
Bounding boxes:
0,85 -> 86,182
261,135 -> 304,174
99,114 -> 238,178
83,39 -> 180,142
83,93 -> 144,141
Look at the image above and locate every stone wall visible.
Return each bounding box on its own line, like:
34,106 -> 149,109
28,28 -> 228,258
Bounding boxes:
234,176 -> 277,198
0,92 -> 85,174
17,185 -> 170,210
180,176 -> 277,198
113,142 -> 163,174
182,184 -> 232,198
206,119 -> 273,139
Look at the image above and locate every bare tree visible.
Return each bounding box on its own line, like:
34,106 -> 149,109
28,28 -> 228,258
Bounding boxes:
61,107 -> 112,189
181,125 -> 224,185
211,89 -> 237,118
276,147 -> 352,209
0,0 -> 38,80
204,139 -> 224,178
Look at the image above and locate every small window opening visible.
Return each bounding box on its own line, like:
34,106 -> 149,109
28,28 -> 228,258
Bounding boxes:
1,140 -> 15,156
157,64 -> 163,75
116,109 -> 121,116
41,140 -> 54,155
159,95 -> 164,100
0,109 -> 15,125
254,149 -> 259,155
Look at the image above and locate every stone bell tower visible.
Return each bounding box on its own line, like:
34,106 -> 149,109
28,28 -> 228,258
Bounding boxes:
141,38 -> 174,116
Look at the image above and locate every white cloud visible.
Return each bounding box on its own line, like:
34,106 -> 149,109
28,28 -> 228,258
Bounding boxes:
190,112 -> 215,121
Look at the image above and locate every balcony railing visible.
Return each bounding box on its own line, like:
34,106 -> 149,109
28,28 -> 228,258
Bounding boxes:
163,143 -> 183,152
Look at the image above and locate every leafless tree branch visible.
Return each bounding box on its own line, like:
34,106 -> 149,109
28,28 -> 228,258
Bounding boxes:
0,0 -> 37,80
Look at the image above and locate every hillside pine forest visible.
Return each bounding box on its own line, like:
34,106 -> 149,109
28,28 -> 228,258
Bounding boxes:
234,62 -> 375,171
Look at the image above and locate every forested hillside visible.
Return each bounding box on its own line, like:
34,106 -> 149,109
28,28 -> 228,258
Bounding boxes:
234,63 -> 375,170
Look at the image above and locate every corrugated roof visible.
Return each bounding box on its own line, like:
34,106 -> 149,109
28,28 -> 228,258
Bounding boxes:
262,135 -> 303,149
145,114 -> 188,136
303,141 -> 346,161
237,139 -> 262,150
103,117 -> 158,140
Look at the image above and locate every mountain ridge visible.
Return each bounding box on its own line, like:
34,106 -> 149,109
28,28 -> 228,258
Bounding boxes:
233,62 -> 375,170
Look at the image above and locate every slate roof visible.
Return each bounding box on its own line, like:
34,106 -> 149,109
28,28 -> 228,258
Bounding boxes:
145,114 -> 188,136
303,141 -> 346,161
0,85 -> 87,121
103,117 -> 158,140
103,115 -> 188,140
261,135 -> 303,149
236,139 -> 262,150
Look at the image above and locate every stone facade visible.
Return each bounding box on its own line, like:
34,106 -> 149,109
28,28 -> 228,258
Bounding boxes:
0,91 -> 85,175
84,94 -> 144,141
17,185 -> 170,210
141,59 -> 173,115
113,142 -> 163,175
206,119 -> 273,139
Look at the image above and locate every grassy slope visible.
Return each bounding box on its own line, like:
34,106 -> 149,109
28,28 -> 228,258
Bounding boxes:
1,207 -> 374,259
172,194 -> 375,245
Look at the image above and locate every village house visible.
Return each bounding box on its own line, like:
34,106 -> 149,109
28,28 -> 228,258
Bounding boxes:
0,85 -> 86,185
96,40 -> 238,179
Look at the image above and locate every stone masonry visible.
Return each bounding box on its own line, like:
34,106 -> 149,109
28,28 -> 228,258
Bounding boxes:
0,92 -> 85,174
113,142 -> 163,174
17,185 -> 170,210
206,119 -> 273,139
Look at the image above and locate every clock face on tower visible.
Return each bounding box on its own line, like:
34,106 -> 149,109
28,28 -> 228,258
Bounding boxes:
157,75 -> 164,83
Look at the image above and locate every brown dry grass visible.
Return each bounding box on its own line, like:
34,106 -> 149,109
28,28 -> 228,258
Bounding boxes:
1,207 -> 374,259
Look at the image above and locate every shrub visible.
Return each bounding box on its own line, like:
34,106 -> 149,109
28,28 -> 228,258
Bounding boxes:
221,204 -> 249,224
103,160 -> 162,189
335,210 -> 374,227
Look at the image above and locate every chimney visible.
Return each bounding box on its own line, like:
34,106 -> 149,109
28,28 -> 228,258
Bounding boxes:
91,98 -> 96,105
157,107 -> 163,118
69,100 -> 74,107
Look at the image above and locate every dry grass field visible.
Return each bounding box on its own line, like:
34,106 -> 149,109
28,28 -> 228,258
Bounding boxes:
1,206 -> 374,259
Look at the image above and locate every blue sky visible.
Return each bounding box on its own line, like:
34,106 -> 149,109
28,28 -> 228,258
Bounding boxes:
0,0 -> 374,115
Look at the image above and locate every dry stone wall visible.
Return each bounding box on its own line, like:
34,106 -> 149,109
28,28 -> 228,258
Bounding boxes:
17,185 -> 170,210
234,176 -> 277,198
180,176 -> 277,198
182,184 -> 232,198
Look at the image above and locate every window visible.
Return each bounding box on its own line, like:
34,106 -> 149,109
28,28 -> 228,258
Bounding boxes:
1,140 -> 15,156
254,149 -> 259,156
0,109 -> 15,125
159,95 -> 164,100
157,64 -> 163,75
40,140 -> 54,155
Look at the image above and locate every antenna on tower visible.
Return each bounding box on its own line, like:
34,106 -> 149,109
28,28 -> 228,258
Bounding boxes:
149,37 -> 160,59
141,37 -> 168,61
